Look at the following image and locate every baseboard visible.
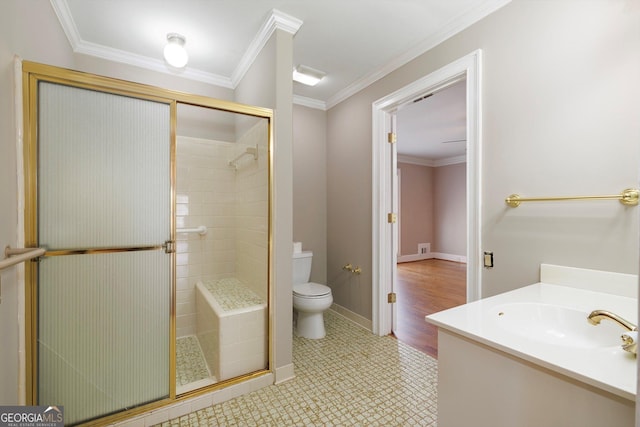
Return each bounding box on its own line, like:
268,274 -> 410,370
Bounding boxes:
398,252 -> 467,264
274,363 -> 295,384
398,253 -> 433,263
330,304 -> 372,331
431,252 -> 467,263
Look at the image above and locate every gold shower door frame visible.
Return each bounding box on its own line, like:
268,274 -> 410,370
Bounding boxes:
22,61 -> 274,426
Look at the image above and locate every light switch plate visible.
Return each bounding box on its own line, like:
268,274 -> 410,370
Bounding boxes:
483,251 -> 494,268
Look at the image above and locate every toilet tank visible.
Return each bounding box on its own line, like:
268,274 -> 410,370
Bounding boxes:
292,251 -> 313,285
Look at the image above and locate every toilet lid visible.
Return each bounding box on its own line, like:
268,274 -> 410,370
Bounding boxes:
293,282 -> 331,297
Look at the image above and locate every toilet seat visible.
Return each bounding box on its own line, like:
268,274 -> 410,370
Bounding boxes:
293,282 -> 331,298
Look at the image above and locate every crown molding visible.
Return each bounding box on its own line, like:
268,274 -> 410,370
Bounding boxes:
231,9 -> 302,87
397,154 -> 466,167
271,9 -> 305,34
50,0 -> 81,49
51,2 -> 298,90
433,154 -> 466,167
51,0 -> 507,105
74,39 -> 234,87
397,155 -> 435,167
325,0 -> 510,109
293,94 -> 326,111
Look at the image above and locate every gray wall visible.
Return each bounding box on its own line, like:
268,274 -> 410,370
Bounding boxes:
0,0 -> 75,405
327,0 -> 640,320
293,105 -> 327,284
235,29 -> 295,378
327,92 -> 374,318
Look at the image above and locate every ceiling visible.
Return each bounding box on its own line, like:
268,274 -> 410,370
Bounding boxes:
397,79 -> 467,163
51,0 -> 509,160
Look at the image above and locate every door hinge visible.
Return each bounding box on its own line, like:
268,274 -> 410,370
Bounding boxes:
387,213 -> 397,223
387,132 -> 397,144
387,292 -> 397,303
163,240 -> 175,254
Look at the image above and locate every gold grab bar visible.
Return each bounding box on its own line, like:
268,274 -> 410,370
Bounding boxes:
505,188 -> 639,208
0,246 -> 45,271
43,244 -> 169,257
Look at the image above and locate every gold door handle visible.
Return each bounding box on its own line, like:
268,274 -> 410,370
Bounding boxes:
163,240 -> 175,254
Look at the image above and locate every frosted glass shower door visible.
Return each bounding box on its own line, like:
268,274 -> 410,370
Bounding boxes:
35,82 -> 172,425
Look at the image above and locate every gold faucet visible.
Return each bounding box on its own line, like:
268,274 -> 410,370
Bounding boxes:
621,333 -> 638,356
587,310 -> 637,356
587,310 -> 637,331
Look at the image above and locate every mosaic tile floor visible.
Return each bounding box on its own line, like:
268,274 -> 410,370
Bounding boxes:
202,278 -> 264,312
176,336 -> 211,386
161,310 -> 438,426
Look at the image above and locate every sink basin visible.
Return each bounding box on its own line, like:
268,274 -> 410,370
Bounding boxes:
490,302 -> 623,348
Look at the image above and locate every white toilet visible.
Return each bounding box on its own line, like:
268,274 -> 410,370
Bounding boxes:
292,250 -> 333,339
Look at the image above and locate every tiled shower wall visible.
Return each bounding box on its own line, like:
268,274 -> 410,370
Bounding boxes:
176,121 -> 268,338
235,120 -> 269,301
176,136 -> 235,338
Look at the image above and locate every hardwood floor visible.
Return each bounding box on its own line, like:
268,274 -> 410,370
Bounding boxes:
393,259 -> 466,358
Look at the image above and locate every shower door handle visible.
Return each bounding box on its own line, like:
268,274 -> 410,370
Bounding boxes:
163,240 -> 175,254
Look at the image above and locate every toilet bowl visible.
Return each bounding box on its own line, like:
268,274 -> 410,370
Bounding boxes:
292,248 -> 333,339
293,282 -> 333,339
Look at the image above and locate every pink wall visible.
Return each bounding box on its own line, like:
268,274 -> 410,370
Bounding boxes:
398,163 -> 434,255
399,162 -> 466,258
434,162 -> 466,256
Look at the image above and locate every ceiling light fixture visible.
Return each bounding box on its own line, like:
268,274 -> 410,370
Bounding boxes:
163,33 -> 188,68
292,65 -> 326,86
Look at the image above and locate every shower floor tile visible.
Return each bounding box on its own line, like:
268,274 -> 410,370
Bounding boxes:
176,336 -> 210,386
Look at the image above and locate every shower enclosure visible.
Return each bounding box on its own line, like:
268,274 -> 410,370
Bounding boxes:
174,105 -> 270,393
22,62 -> 272,425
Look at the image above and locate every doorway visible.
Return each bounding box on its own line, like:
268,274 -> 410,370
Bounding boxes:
371,50 -> 482,337
393,79 -> 468,356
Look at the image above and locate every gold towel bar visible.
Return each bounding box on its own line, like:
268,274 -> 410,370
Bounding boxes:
505,188 -> 639,208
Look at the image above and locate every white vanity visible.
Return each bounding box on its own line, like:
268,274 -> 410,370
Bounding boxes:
426,264 -> 637,427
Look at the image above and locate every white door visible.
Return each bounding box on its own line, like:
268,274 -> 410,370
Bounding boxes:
389,113 -> 399,332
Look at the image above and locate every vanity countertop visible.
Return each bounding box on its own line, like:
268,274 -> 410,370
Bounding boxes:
426,264 -> 638,400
